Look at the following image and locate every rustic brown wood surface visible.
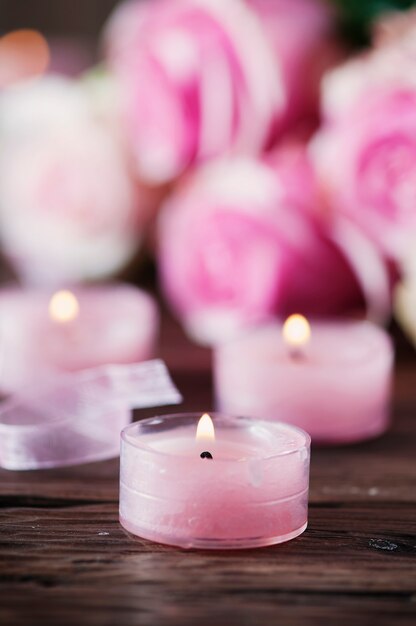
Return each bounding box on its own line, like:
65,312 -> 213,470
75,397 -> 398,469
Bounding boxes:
0,312 -> 415,626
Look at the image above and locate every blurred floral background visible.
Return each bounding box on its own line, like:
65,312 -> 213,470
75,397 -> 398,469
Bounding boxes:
2,0 -> 416,348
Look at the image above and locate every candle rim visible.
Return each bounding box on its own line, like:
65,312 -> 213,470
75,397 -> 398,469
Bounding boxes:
121,412 -> 311,463
216,318 -> 394,367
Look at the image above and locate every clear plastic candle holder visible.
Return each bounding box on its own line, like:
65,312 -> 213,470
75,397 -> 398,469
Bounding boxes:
119,413 -> 310,550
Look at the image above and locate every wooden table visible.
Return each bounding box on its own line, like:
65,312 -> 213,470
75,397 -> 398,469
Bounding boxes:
1,313 -> 416,626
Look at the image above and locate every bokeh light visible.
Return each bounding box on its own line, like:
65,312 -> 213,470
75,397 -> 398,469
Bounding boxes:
0,29 -> 50,88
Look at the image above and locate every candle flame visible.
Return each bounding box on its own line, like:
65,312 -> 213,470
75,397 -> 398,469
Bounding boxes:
196,413 -> 215,442
282,314 -> 311,348
49,290 -> 80,323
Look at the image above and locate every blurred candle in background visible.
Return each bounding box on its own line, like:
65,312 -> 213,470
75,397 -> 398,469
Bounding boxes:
214,316 -> 394,444
0,284 -> 158,395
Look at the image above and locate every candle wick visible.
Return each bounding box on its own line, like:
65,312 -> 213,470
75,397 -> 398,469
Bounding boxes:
289,347 -> 304,362
200,451 -> 213,460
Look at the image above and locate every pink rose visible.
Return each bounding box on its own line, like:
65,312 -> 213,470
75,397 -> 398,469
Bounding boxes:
157,149 -> 391,344
105,0 -> 334,183
0,75 -> 150,285
248,0 -> 339,138
311,35 -> 416,261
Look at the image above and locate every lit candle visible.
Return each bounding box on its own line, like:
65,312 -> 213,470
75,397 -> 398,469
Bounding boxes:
119,412 -> 310,549
0,284 -> 159,393
214,318 -> 394,444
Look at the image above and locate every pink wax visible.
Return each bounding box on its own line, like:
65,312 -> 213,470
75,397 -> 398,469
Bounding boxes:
214,320 -> 394,444
0,283 -> 158,393
119,413 -> 310,550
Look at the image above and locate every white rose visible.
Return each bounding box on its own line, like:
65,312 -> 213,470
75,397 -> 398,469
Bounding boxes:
0,74 -> 143,285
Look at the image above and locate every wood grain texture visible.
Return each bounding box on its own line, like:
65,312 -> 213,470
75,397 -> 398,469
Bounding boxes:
1,312 -> 416,626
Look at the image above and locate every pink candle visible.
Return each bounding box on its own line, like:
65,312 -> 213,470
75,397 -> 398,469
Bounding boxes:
119,412 -> 310,549
214,317 -> 394,444
0,283 -> 158,393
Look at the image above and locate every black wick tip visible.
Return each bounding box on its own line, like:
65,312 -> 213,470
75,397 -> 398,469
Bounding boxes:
200,451 -> 213,460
